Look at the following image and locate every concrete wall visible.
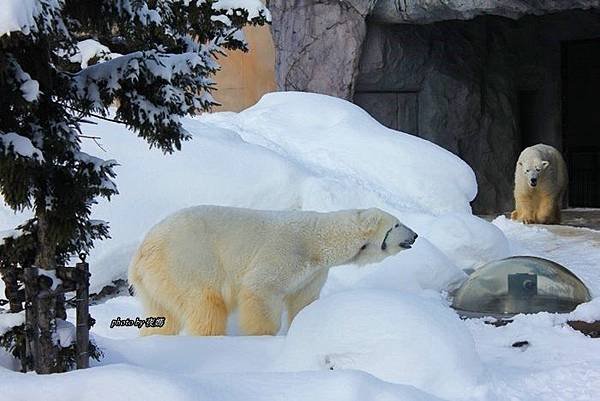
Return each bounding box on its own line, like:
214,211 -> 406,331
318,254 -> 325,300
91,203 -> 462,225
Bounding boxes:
213,24 -> 276,112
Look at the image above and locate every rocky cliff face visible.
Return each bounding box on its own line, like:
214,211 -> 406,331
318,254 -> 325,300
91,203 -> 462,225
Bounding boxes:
268,1 -> 599,99
268,1 -> 377,100
371,0 -> 600,23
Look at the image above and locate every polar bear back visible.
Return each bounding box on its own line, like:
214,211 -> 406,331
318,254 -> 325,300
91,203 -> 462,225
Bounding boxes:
129,206 -> 366,295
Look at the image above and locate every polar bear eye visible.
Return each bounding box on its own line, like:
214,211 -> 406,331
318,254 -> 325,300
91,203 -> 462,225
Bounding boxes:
360,244 -> 368,250
535,167 -> 541,172
394,224 -> 399,228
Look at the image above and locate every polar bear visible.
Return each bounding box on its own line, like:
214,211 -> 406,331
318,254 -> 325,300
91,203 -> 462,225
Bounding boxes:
511,144 -> 568,224
128,205 -> 417,336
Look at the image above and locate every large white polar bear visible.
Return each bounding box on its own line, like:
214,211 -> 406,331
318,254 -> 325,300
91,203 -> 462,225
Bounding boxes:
511,144 -> 568,224
129,205 -> 417,336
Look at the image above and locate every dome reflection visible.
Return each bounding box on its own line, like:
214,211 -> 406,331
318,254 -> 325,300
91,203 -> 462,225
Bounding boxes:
451,256 -> 592,318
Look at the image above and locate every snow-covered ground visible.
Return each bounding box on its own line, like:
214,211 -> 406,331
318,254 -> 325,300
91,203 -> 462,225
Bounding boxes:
1,93 -> 599,401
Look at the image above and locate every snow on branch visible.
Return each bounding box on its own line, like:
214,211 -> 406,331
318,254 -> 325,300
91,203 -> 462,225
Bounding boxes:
0,0 -> 66,39
0,132 -> 44,161
69,39 -> 116,69
212,0 -> 272,21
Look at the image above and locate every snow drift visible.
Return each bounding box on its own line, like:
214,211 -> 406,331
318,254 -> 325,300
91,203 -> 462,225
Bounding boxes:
279,289 -> 484,400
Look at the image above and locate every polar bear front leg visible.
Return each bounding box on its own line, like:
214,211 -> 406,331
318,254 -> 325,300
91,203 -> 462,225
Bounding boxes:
238,287 -> 282,336
513,196 -> 535,224
285,270 -> 328,326
535,195 -> 561,224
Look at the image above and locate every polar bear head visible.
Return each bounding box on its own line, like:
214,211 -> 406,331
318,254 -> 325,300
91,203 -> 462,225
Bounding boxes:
350,208 -> 418,266
518,158 -> 549,188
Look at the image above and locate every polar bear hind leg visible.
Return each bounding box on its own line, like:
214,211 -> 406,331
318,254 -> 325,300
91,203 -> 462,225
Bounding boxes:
136,286 -> 182,336
183,288 -> 228,336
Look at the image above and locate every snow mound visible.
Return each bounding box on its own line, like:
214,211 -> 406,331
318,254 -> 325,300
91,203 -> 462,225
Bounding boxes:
323,239 -> 467,296
0,364 -> 443,401
423,213 -> 510,271
203,92 -> 477,215
279,289 -> 483,400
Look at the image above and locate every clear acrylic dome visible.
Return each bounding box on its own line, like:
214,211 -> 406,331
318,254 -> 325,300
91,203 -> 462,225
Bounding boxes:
451,256 -> 592,318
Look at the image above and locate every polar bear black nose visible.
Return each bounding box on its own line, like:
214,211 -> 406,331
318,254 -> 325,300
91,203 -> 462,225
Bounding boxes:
530,178 -> 537,186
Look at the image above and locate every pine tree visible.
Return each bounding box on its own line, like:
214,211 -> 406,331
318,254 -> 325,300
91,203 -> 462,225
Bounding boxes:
0,0 -> 269,372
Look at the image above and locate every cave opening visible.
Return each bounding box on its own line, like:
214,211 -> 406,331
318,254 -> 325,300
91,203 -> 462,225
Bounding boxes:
562,39 -> 600,207
355,9 -> 600,212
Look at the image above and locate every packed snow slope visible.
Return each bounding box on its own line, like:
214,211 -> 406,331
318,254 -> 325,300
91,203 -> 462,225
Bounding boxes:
2,92 -> 599,401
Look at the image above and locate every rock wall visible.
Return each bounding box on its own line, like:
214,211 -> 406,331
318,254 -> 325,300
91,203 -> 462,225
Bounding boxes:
371,0 -> 600,24
267,0 -> 376,99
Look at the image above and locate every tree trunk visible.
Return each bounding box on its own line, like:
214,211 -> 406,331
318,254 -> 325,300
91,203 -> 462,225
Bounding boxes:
35,289 -> 58,373
34,206 -> 60,373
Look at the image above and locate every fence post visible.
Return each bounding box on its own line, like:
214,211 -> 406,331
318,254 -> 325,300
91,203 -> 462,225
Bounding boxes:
35,287 -> 58,373
76,255 -> 90,369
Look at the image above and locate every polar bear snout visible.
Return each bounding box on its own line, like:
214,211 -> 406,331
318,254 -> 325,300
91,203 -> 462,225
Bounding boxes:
529,178 -> 537,187
385,222 -> 418,252
400,232 -> 418,249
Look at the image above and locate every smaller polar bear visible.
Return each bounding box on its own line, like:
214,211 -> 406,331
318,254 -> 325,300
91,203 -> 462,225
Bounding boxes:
129,205 -> 417,336
511,144 -> 568,224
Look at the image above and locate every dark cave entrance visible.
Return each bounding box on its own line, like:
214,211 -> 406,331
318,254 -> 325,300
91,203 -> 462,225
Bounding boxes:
562,39 -> 600,207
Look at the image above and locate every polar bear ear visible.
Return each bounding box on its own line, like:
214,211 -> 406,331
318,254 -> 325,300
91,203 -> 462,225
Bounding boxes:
358,208 -> 382,236
541,161 -> 550,169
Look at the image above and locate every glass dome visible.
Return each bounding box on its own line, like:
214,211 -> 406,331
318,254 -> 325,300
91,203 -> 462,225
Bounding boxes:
451,256 -> 592,318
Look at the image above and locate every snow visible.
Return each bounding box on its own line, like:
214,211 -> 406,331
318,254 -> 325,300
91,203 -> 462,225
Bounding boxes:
0,132 -> 44,161
70,39 -> 112,69
39,270 -> 62,291
213,0 -> 272,22
19,75 -> 39,102
278,290 -> 484,400
0,0 -> 41,37
0,0 -> 61,38
0,228 -> 23,246
423,213 -> 510,271
569,297 -> 600,323
0,311 -> 24,336
211,14 -> 232,26
322,239 -> 467,296
492,216 -> 600,295
55,319 -> 75,347
0,366 -> 443,401
1,92 -> 599,400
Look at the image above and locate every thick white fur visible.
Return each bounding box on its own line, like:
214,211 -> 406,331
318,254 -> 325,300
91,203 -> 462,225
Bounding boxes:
128,205 -> 417,336
511,144 -> 568,224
